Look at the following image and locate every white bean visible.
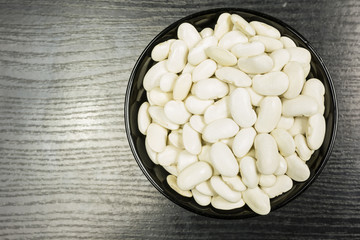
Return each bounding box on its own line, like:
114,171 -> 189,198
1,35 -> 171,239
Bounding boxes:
203,118 -> 239,143
148,106 -> 179,130
177,150 -> 198,172
168,130 -> 184,149
302,78 -> 325,114
192,59 -> 217,82
255,133 -> 279,174
250,35 -> 283,52
239,156 -> 259,189
276,116 -> 294,130
173,73 -> 192,101
146,123 -> 168,153
246,87 -> 264,106
148,87 -> 172,106
294,134 -> 313,161
252,71 -> 289,96
145,137 -> 158,164
158,145 -> 180,166
177,161 -> 213,191
159,72 -> 178,92
231,41 -> 265,57
279,36 -> 296,48
274,154 -> 287,176
192,78 -> 229,100
200,27 -> 214,38
143,60 -> 168,91
166,40 -> 188,73
167,175 -> 192,197
210,142 -> 239,177
259,174 -> 277,187
164,100 -> 191,125
218,30 -> 248,50
282,95 -> 319,117
192,189 -> 211,206
232,127 -> 257,158
285,153 -> 310,182
282,61 -> 305,99
151,39 -> 175,62
237,53 -> 273,74
306,113 -> 326,150
177,22 -> 201,49
288,117 -> 308,136
231,14 -> 255,36
138,102 -> 151,135
204,96 -> 230,124
211,195 -> 245,210
163,164 -> 178,176
229,88 -> 257,127
222,175 -> 247,192
271,128 -> 296,157
287,47 -> 311,66
270,48 -> 290,71
215,67 -> 252,87
183,123 -> 202,155
189,115 -> 206,133
262,175 -> 293,198
205,46 -> 237,66
185,95 -> 214,115
250,21 -> 281,39
255,96 -> 282,133
196,180 -> 215,196
243,187 -> 271,215
182,62 -> 196,74
214,13 -> 233,39
188,36 -> 218,65
210,176 -> 242,202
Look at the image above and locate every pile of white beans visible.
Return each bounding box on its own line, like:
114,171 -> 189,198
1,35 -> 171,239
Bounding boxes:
137,13 -> 326,215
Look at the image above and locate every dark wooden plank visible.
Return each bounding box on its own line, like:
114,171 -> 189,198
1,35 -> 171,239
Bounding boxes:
0,0 -> 359,239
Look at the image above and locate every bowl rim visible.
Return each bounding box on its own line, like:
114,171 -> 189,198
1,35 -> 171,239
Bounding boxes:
124,7 -> 338,219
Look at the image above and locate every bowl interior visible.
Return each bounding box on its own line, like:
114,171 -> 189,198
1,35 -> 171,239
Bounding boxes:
125,8 -> 338,219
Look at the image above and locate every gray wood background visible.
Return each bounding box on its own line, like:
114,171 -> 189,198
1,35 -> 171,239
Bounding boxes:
0,0 -> 359,239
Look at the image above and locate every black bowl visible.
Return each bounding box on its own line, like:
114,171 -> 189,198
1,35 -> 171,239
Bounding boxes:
125,8 -> 338,219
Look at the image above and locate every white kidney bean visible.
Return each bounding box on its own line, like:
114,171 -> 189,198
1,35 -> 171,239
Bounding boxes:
280,36 -> 296,48
218,30 -> 248,50
210,176 -> 242,202
177,22 -> 201,49
203,118 -> 239,143
158,145 -> 180,166
255,96 -> 282,133
285,153 -> 310,182
148,87 -> 172,106
215,67 -> 252,87
177,161 -> 213,191
138,102 -> 151,135
168,130 -> 184,149
145,137 -> 158,164
166,40 -> 188,73
151,39 -> 175,62
231,41 -> 265,58
232,127 -> 257,158
210,142 -> 239,177
231,14 -> 256,36
294,134 -> 313,161
192,78 -> 229,100
173,73 -> 192,101
250,21 -> 281,39
163,164 -> 178,176
192,189 -> 211,206
183,123 -> 202,155
200,27 -> 214,38
198,145 -> 211,163
177,150 -> 198,172
167,175 -> 192,197
189,115 -> 206,133
159,72 -> 177,92
229,88 -> 257,127
143,60 -> 168,91
276,116 -> 294,130
282,95 -> 319,117
262,175 -> 293,198
302,78 -> 325,114
287,47 -> 311,66
211,195 -> 245,210
182,62 -> 196,74
192,59 -> 217,82
246,87 -> 264,106
288,117 -> 308,136
164,100 -> 191,125
270,48 -> 290,71
306,113 -> 326,150
148,106 -> 179,130
255,133 -> 279,174
222,175 -> 247,192
237,53 -> 274,74
214,13 -> 233,39
271,128 -> 296,157
204,96 -> 230,124
188,36 -> 218,65
274,154 -> 287,176
239,156 -> 259,189
185,95 -> 214,115
243,187 -> 271,215
205,46 -> 237,66
259,174 -> 277,187
196,180 -> 215,196
146,123 -> 168,153
252,71 -> 289,96
250,35 -> 283,52
282,61 -> 305,99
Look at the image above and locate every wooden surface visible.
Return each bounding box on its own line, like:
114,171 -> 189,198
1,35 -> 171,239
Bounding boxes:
0,0 -> 359,239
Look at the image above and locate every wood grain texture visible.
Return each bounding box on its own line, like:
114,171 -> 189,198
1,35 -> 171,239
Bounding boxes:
0,0 -> 359,239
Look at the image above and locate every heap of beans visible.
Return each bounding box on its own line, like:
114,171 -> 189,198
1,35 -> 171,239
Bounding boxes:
137,13 -> 326,215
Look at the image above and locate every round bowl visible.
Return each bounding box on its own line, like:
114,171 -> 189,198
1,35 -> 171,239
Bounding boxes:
125,8 -> 338,219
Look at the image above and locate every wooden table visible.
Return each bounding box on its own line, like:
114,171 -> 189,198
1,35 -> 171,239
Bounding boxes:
0,0 -> 359,239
